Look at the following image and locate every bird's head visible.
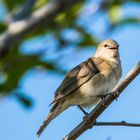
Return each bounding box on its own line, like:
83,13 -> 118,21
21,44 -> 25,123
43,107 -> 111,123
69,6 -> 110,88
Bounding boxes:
94,39 -> 120,62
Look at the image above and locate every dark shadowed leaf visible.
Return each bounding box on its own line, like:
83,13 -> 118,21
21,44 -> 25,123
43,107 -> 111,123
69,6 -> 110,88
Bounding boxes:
117,18 -> 140,25
0,22 -> 7,33
15,92 -> 33,108
3,0 -> 25,11
108,17 -> 140,33
77,27 -> 99,47
0,49 -> 61,93
24,25 -> 48,39
79,33 -> 99,47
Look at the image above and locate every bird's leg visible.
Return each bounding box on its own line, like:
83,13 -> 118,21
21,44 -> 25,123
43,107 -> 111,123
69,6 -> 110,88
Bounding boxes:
77,105 -> 89,119
77,105 -> 88,115
77,105 -> 97,128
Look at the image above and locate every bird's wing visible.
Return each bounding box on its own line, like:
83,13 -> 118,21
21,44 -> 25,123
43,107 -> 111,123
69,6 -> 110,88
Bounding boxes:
51,57 -> 100,104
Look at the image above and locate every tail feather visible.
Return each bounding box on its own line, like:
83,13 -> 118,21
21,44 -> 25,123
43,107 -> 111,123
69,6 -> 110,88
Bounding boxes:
37,111 -> 56,137
36,101 -> 69,137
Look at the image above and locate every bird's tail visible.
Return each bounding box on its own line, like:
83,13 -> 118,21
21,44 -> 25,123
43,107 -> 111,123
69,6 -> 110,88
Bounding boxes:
36,101 -> 68,137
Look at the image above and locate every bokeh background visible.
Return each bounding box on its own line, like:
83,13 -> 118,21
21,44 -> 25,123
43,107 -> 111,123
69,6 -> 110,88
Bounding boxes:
0,0 -> 140,140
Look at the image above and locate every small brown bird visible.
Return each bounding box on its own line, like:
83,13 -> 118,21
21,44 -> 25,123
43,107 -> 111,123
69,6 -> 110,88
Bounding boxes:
37,39 -> 122,137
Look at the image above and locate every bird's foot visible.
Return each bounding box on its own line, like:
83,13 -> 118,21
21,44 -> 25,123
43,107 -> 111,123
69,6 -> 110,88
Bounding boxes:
98,91 -> 119,106
97,95 -> 107,106
108,91 -> 119,101
83,112 -> 89,120
77,105 -> 97,128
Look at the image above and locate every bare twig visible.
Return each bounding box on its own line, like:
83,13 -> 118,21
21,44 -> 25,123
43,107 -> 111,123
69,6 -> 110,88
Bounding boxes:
63,61 -> 140,140
94,121 -> 140,127
0,0 -> 82,58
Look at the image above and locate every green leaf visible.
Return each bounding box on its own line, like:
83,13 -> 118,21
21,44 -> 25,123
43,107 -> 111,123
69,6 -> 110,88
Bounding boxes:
130,0 -> 140,3
3,0 -> 25,11
79,34 -> 99,47
117,18 -> 140,25
34,0 -> 48,10
108,5 -> 122,24
109,18 -> 140,31
24,25 -> 48,39
15,92 -> 33,108
77,27 -> 99,47
0,22 -> 7,33
0,50 -> 59,93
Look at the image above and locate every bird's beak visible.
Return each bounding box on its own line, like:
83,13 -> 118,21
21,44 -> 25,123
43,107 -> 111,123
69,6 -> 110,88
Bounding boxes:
110,45 -> 119,50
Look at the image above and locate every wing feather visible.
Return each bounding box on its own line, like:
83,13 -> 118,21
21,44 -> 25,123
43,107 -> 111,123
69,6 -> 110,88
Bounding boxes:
51,58 -> 99,104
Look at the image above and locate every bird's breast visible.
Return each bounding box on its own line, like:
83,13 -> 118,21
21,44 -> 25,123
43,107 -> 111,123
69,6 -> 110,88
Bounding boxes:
77,61 -> 121,107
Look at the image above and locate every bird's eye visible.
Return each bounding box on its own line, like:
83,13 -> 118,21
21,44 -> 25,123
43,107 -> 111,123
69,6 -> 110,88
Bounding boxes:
104,44 -> 110,48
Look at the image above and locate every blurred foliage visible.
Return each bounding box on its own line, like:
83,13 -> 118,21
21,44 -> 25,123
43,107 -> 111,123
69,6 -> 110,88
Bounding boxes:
0,0 -> 140,108
34,0 -> 48,9
14,92 -> 33,108
0,50 -> 57,93
3,0 -> 25,11
0,22 -> 7,33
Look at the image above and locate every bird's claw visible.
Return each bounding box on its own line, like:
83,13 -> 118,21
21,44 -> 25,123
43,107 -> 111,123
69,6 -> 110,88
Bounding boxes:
83,112 -> 89,120
109,91 -> 119,101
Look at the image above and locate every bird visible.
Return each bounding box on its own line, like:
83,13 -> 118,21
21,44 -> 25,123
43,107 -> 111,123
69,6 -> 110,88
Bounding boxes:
37,39 -> 122,137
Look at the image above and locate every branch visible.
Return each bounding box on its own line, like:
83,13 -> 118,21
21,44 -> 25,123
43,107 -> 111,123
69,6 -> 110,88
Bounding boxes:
94,121 -> 140,127
0,0 -> 82,58
63,61 -> 140,140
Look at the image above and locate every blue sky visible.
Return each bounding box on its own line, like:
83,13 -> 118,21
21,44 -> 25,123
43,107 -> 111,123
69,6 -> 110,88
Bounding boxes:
0,1 -> 140,140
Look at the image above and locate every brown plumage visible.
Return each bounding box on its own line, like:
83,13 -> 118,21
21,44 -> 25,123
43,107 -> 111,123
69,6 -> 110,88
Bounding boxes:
37,39 -> 122,137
